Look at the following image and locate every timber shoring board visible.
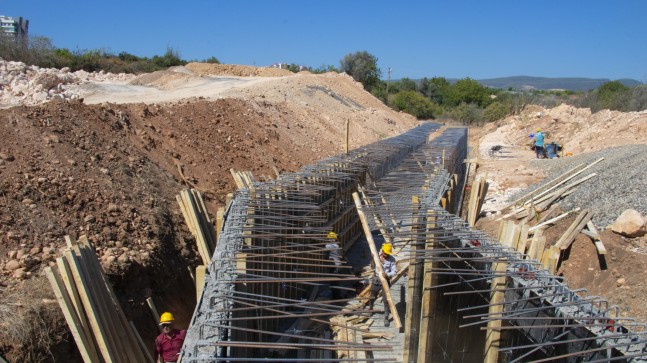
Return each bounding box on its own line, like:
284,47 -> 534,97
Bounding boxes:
46,235 -> 151,363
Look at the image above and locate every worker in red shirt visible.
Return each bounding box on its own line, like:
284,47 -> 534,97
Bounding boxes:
154,312 -> 187,363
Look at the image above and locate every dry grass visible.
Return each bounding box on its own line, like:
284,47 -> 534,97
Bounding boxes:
0,276 -> 69,362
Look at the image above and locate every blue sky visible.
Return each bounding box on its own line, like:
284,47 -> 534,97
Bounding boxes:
3,1 -> 646,81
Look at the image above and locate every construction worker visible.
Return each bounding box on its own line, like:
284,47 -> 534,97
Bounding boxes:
368,243 -> 397,327
325,231 -> 343,299
534,128 -> 546,159
154,312 -> 186,363
325,231 -> 342,274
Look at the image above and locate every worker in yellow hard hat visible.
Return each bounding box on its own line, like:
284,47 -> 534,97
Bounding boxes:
325,231 -> 344,299
368,243 -> 397,327
154,312 -> 187,363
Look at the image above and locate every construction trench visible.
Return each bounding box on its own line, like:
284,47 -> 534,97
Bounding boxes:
179,123 -> 647,363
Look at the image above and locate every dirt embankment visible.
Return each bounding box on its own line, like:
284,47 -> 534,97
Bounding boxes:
0,62 -> 418,361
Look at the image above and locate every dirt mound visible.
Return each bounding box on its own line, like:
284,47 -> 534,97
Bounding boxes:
185,62 -> 293,77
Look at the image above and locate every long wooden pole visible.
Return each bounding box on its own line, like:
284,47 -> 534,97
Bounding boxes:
345,119 -> 350,154
352,192 -> 402,329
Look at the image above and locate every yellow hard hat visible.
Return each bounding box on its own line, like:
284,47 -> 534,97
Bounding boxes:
327,231 -> 337,239
381,243 -> 393,255
536,128 -> 541,132
160,312 -> 175,324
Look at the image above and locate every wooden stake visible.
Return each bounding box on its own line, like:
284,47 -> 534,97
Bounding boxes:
345,119 -> 350,154
146,297 -> 162,332
196,265 -> 207,301
352,192 -> 402,329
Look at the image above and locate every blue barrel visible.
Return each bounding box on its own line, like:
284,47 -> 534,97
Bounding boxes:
546,143 -> 558,158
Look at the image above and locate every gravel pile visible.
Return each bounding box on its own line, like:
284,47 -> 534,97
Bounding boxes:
516,144 -> 647,228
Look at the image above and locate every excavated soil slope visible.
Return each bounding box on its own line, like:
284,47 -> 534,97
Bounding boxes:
0,63 -> 418,361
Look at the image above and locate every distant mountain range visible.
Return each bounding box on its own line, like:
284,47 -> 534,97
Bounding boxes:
474,76 -> 643,91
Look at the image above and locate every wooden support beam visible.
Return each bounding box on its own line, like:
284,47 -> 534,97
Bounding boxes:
417,210 -> 437,363
484,262 -> 507,363
403,197 -> 422,363
554,209 -> 592,250
585,221 -> 607,255
196,265 -> 207,301
516,224 -> 530,254
352,192 -> 402,329
528,208 -> 581,233
146,297 -> 162,332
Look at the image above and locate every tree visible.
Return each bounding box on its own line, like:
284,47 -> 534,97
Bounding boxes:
312,64 -> 337,74
339,51 -> 382,91
420,77 -> 451,104
594,81 -> 630,111
391,90 -> 440,119
203,56 -> 220,64
399,78 -> 417,92
446,78 -> 492,107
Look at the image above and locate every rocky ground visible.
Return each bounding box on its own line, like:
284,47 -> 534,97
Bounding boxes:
471,105 -> 647,325
1,58 -> 646,361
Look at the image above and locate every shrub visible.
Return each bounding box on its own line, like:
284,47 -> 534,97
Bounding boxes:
447,102 -> 482,124
483,101 -> 510,122
0,276 -> 69,362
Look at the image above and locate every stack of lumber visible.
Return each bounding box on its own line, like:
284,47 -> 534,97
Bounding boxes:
230,168 -> 256,190
45,235 -> 152,363
500,157 -> 603,220
498,207 -> 605,274
176,188 -> 217,265
467,177 -> 488,226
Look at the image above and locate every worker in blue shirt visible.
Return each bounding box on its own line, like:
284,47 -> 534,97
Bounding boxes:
534,128 -> 545,159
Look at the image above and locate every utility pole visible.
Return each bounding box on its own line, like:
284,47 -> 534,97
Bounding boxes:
386,67 -> 392,95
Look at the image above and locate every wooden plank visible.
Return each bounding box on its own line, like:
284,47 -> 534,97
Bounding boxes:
516,224 -> 530,254
502,157 -> 603,210
196,265 -> 207,301
586,221 -> 607,255
176,194 -> 196,236
65,248 -> 119,362
352,192 -> 402,329
484,262 -> 507,363
76,241 -> 143,363
146,297 -> 161,331
216,207 -> 225,242
528,208 -> 581,232
418,210 -> 437,363
271,165 -> 281,178
191,189 -> 217,252
56,257 -> 98,358
181,190 -> 211,265
555,209 -> 592,250
403,197 -> 422,363
467,178 -> 481,226
46,266 -> 101,363
547,246 -> 561,274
